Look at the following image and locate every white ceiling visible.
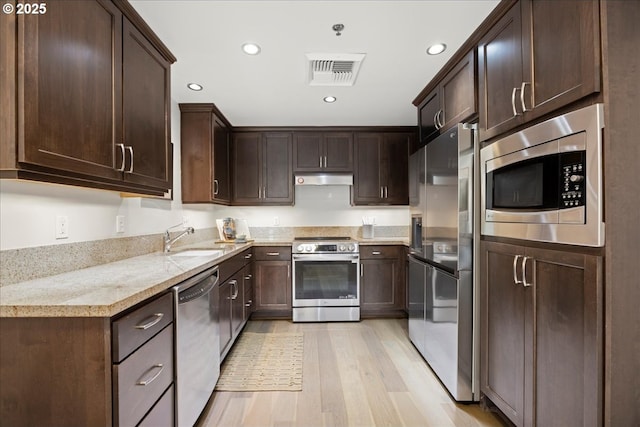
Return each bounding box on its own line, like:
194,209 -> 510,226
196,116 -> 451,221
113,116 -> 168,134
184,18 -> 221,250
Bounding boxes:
130,0 -> 500,127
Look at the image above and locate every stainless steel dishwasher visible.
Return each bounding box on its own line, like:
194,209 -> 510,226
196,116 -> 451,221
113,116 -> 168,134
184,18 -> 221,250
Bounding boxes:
172,266 -> 220,427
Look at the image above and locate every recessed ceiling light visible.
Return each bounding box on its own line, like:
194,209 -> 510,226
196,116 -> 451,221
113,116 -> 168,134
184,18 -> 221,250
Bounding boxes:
242,43 -> 261,55
187,82 -> 203,91
426,43 -> 447,55
323,96 -> 337,103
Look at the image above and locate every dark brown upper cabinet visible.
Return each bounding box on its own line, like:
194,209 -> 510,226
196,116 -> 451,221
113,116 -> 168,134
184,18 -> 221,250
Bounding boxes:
0,0 -> 175,196
353,132 -> 411,206
293,132 -> 353,173
478,0 -> 601,141
418,50 -> 476,146
233,132 -> 293,205
179,104 -> 232,204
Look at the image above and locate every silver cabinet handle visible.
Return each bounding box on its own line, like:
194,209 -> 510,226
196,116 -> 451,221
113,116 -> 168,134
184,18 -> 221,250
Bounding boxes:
125,146 -> 134,173
266,252 -> 280,256
136,364 -> 164,386
360,264 -> 364,276
522,256 -> 532,287
230,279 -> 239,299
511,87 -> 522,117
324,156 -> 327,168
513,255 -> 523,285
213,179 -> 219,195
116,143 -> 126,171
287,264 -> 290,278
433,111 -> 440,130
372,251 -> 381,255
245,300 -> 252,307
244,253 -> 252,259
520,82 -> 532,112
437,110 -> 444,128
320,156 -> 323,168
385,186 -> 388,198
134,313 -> 164,330
244,274 -> 252,280
380,187 -> 384,198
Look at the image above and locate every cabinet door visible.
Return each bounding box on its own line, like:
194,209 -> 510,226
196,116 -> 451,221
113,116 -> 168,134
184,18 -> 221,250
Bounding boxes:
254,261 -> 292,313
440,50 -> 476,130
213,116 -> 231,203
526,247 -> 603,427
418,89 -> 440,145
480,241 -> 525,426
521,0 -> 601,120
293,132 -> 323,172
233,132 -> 262,203
17,0 -> 123,181
230,275 -> 244,338
478,2 -> 525,142
262,133 -> 293,204
179,108 -> 213,203
381,133 -> 409,205
122,18 -> 171,190
324,132 -> 353,172
353,133 -> 382,204
219,280 -> 232,357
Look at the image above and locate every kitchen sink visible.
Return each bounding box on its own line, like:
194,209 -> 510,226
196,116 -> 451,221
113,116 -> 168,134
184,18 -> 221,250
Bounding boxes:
168,249 -> 224,258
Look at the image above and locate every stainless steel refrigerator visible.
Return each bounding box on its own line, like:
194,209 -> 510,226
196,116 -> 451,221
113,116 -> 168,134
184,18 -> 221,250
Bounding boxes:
408,123 -> 478,401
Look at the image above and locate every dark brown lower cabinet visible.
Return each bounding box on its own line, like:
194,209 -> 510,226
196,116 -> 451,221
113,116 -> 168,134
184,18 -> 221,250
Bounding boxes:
252,246 -> 292,319
360,245 -> 406,317
219,249 -> 253,359
480,240 -> 603,427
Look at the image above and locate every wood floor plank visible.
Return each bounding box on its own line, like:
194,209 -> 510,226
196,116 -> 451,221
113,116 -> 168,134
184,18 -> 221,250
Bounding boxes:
199,319 -> 504,427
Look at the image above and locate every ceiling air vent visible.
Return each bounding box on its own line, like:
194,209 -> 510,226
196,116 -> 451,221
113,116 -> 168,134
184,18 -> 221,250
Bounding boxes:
306,53 -> 366,86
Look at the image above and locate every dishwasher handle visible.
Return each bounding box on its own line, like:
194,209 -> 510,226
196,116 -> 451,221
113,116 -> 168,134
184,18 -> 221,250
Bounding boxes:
174,266 -> 219,305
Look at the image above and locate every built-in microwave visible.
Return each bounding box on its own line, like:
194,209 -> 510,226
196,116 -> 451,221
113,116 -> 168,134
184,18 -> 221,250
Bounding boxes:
481,104 -> 605,247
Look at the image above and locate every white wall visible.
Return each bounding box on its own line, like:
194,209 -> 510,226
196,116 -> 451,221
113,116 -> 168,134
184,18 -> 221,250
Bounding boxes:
0,100 -> 408,251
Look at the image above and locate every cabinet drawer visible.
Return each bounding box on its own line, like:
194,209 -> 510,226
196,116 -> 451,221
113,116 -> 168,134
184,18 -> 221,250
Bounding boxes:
254,246 -> 292,261
219,248 -> 253,282
113,325 -> 174,427
360,245 -> 401,259
137,384 -> 174,427
112,292 -> 173,362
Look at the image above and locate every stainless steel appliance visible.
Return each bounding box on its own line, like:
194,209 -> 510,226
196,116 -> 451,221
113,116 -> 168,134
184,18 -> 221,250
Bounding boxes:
172,266 -> 220,427
480,103 -> 605,246
408,123 -> 478,401
292,237 -> 360,322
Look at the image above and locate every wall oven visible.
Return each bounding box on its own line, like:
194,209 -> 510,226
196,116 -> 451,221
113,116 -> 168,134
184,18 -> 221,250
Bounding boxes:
481,103 -> 605,246
292,237 -> 360,322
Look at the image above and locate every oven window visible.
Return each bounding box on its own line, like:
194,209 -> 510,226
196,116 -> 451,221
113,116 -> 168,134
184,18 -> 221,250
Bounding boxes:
489,155 -> 559,209
294,261 -> 358,300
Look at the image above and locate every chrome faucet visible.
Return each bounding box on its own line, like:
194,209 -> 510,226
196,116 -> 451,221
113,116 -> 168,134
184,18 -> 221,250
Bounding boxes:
164,225 -> 195,253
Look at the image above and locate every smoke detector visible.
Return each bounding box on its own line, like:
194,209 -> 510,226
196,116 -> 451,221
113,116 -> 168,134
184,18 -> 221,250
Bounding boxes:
306,53 -> 366,86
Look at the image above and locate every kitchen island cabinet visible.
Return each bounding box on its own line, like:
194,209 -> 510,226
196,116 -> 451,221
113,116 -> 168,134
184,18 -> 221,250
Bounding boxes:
233,132 -> 293,205
179,103 -> 232,204
477,0 -> 601,141
352,131 -> 413,205
252,246 -> 292,319
480,239 -> 603,427
0,0 -> 175,196
360,245 -> 406,318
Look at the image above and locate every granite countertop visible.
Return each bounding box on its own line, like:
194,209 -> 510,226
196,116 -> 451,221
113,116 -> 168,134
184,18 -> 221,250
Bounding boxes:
0,241 -> 250,318
0,237 -> 407,318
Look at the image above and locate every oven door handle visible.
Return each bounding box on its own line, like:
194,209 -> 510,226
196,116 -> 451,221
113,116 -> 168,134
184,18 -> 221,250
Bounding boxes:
292,254 -> 359,262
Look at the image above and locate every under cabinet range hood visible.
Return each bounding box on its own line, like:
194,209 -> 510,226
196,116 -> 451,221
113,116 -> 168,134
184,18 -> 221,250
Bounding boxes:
295,173 -> 353,186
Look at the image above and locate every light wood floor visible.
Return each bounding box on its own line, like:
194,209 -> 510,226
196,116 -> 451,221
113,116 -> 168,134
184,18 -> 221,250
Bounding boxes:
197,319 -> 505,427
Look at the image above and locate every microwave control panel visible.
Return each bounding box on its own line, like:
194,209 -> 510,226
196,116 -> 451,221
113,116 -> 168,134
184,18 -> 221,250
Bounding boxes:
560,152 -> 586,209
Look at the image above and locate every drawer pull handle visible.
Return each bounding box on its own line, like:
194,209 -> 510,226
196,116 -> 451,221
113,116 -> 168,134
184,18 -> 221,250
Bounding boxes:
372,251 -> 381,255
134,313 -> 164,330
245,253 -> 252,259
266,252 -> 280,256
244,274 -> 252,280
136,364 -> 164,386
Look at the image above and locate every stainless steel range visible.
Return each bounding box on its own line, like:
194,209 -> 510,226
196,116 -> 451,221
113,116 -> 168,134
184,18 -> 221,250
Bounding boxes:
292,237 -> 360,322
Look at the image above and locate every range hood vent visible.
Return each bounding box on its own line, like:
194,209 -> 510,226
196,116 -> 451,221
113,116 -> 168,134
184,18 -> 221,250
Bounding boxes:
295,173 -> 353,186
306,53 -> 366,86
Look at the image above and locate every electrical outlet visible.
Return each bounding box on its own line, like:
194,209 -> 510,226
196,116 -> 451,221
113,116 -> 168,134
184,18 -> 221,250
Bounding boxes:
55,215 -> 69,239
116,215 -> 125,233
273,216 -> 280,226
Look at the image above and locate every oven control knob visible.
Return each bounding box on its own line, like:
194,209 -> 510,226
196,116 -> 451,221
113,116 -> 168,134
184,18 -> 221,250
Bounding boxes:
569,174 -> 584,183
347,244 -> 355,252
339,245 -> 346,252
306,245 -> 314,252
296,244 -> 305,252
